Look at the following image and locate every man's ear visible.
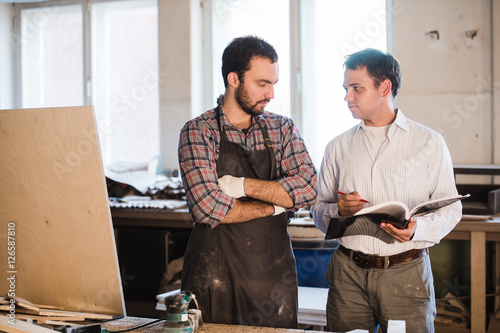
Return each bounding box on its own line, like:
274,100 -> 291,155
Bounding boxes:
380,79 -> 393,98
227,72 -> 240,88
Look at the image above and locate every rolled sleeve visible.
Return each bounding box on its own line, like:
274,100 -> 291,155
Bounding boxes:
178,118 -> 234,228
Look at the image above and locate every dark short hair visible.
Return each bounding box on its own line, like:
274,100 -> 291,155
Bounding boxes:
221,35 -> 278,88
344,48 -> 402,97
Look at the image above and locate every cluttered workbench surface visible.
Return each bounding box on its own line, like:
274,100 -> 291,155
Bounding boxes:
102,316 -> 328,333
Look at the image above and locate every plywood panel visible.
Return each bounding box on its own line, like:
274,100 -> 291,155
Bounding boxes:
0,106 -> 125,316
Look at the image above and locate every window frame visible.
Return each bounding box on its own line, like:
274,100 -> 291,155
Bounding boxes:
14,0 -> 158,108
13,0 -> 86,107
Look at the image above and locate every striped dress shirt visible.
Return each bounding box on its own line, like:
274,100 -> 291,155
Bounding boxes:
312,110 -> 462,256
179,106 -> 317,228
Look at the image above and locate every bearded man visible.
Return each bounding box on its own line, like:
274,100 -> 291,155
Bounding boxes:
178,35 -> 317,329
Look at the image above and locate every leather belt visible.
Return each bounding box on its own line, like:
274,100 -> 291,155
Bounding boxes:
338,245 -> 428,269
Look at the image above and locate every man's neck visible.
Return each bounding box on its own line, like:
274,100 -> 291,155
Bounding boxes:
364,103 -> 397,127
222,93 -> 252,130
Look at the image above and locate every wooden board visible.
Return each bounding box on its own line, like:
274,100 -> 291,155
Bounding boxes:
0,106 -> 125,316
471,231 -> 486,333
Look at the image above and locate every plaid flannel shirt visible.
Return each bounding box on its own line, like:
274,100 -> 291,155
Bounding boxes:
178,107 -> 317,227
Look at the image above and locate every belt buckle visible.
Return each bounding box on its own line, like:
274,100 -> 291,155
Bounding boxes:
353,252 -> 374,268
354,251 -> 387,269
354,251 -> 374,261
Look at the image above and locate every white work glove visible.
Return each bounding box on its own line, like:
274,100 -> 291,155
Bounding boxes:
218,175 -> 246,198
273,205 -> 286,216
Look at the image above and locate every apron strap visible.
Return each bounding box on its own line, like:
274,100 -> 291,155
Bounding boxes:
215,98 -> 277,180
257,121 -> 276,180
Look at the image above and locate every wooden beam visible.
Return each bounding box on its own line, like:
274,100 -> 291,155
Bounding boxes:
471,231 -> 486,333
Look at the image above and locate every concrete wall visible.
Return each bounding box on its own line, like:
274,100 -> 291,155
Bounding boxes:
394,0 -> 498,168
158,0 -> 201,174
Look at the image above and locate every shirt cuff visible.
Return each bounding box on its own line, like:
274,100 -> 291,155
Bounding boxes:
409,216 -> 426,241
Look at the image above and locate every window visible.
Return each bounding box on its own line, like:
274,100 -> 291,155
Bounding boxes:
91,0 -> 159,166
300,0 -> 387,167
210,0 -> 387,168
18,0 -> 159,169
21,4 -> 84,108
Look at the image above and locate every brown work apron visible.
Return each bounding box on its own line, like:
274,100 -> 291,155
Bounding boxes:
181,107 -> 298,328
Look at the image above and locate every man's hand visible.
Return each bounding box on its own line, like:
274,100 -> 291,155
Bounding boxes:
380,218 -> 417,243
218,175 -> 246,198
337,191 -> 366,216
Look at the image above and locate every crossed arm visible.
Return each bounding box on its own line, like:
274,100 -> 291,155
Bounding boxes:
218,177 -> 293,224
179,115 -> 317,228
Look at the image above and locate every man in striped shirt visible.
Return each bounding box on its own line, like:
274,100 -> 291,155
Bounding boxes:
312,49 -> 462,333
178,36 -> 317,328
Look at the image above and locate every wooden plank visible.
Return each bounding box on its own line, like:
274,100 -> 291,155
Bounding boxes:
471,231 -> 486,333
7,308 -> 113,320
496,242 -> 500,319
444,292 -> 470,318
9,296 -> 39,312
10,313 -> 85,322
453,219 -> 500,233
0,107 -> 125,317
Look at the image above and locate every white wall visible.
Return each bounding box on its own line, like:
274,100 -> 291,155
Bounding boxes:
0,4 -> 15,109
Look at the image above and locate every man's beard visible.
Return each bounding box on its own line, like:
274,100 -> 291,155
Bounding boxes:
235,83 -> 270,116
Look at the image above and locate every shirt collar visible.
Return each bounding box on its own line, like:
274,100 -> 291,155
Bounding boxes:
391,108 -> 409,132
354,108 -> 408,136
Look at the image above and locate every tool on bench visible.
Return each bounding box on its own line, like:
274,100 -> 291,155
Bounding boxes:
163,290 -> 202,332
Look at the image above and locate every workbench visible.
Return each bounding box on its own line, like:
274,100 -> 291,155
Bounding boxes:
111,207 -> 193,228
444,216 -> 500,333
101,316 -> 329,332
